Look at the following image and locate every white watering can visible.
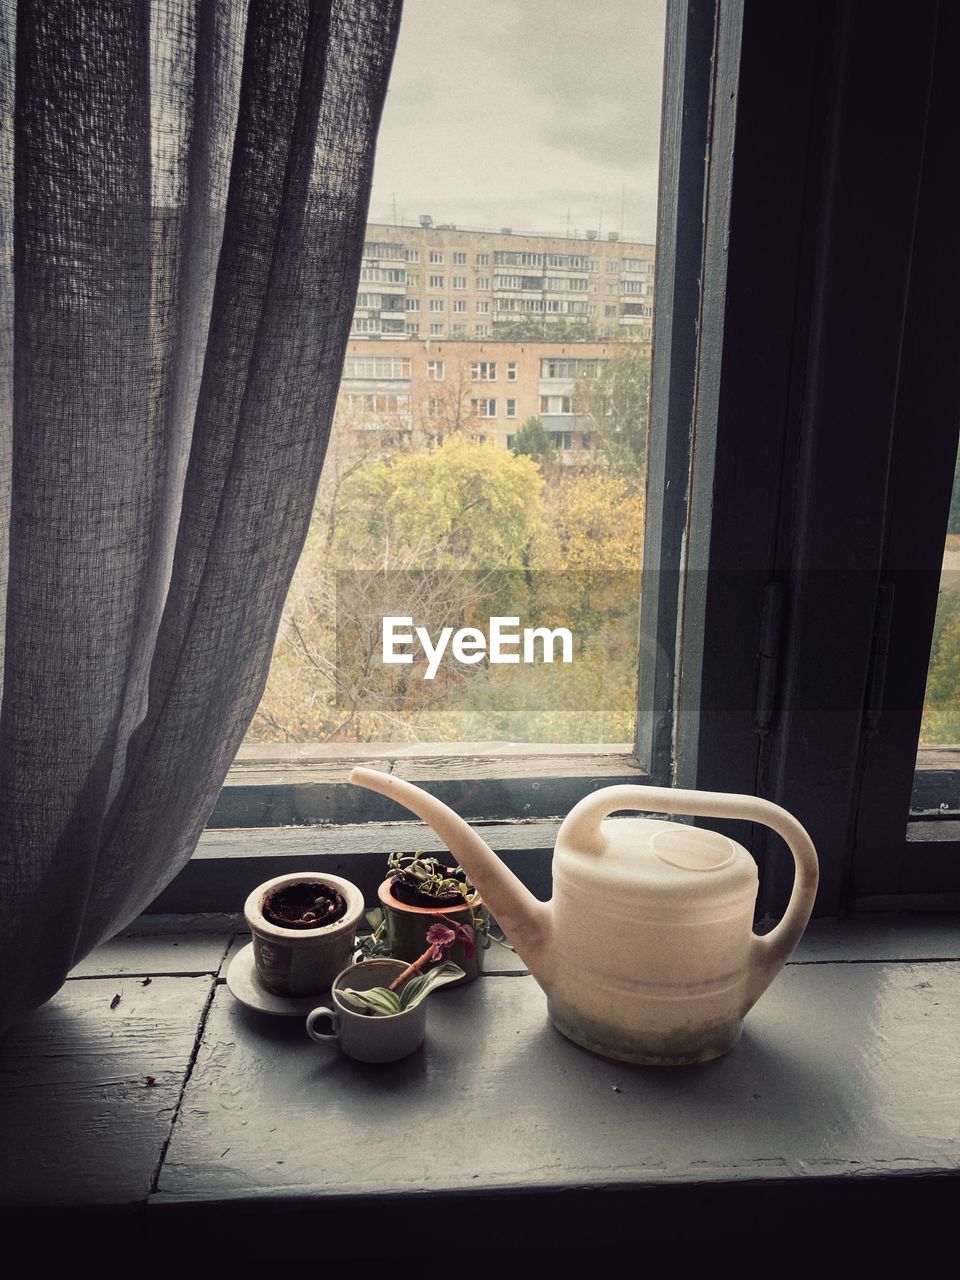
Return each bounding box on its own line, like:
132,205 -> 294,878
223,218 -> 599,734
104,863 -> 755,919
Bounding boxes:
350,768 -> 819,1065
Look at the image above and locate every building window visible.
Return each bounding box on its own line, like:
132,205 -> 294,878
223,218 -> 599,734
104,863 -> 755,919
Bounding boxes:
507,362 -> 517,380
429,299 -> 444,312
476,277 -> 490,291
605,305 -> 617,316
551,431 -> 573,449
471,361 -> 497,381
429,275 -> 444,289
343,357 -> 411,379
429,323 -> 444,336
453,276 -> 467,289
471,398 -> 497,418
405,298 -> 420,311
540,395 -> 572,415
429,250 -> 443,263
426,361 -> 444,380
406,249 -> 420,263
474,324 -> 488,337
607,260 -> 620,272
506,399 -> 517,418
475,253 -> 490,266
453,299 -> 467,313
453,251 -> 467,265
405,321 -> 420,335
407,273 -> 419,287
476,300 -> 490,314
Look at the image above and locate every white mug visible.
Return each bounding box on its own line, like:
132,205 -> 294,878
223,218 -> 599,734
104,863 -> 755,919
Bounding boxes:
306,958 -> 427,1063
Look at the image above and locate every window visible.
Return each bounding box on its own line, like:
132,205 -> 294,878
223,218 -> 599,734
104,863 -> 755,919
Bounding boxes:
429,323 -> 444,336
453,276 -> 467,289
405,321 -> 420,335
429,250 -> 443,263
453,251 -> 467,265
229,0 -> 958,926
471,397 -> 497,417
406,249 -> 420,263
407,273 -> 419,286
476,300 -> 490,314
476,277 -> 490,290
506,362 -> 517,381
404,298 -> 419,311
471,361 -> 496,380
426,361 -> 444,380
453,300 -> 467,313
474,324 -> 488,336
429,299 -> 444,312
343,357 -> 411,379
506,399 -> 517,418
475,253 -> 489,266
429,275 -> 444,288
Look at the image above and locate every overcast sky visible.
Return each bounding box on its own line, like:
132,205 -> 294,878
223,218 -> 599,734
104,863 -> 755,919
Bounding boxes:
367,0 -> 667,244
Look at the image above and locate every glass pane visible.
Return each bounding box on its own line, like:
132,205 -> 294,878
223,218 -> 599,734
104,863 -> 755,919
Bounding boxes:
918,440 -> 960,747
246,0 -> 668,747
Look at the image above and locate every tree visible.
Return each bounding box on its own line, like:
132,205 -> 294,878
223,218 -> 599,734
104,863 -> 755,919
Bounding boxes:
251,439 -> 547,743
509,416 -> 556,466
573,347 -> 651,475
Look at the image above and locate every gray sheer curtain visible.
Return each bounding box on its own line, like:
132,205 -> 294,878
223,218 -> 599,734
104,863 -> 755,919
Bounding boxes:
0,0 -> 400,1033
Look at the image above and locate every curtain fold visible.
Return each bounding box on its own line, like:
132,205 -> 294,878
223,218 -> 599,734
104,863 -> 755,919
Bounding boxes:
0,0 -> 401,1033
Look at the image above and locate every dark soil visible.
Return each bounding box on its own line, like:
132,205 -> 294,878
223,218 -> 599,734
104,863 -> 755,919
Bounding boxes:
263,881 -> 346,929
391,865 -> 472,909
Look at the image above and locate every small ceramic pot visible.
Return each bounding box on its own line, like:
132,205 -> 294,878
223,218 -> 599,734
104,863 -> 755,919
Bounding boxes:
378,875 -> 486,983
306,958 -> 427,1063
244,872 -> 365,997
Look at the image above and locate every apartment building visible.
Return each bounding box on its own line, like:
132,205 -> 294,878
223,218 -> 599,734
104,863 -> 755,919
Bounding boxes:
352,219 -> 655,345
338,336 -> 641,459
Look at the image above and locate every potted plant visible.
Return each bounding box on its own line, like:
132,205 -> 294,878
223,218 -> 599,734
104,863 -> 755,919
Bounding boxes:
306,927 -> 466,1063
375,850 -> 490,983
244,872 -> 365,996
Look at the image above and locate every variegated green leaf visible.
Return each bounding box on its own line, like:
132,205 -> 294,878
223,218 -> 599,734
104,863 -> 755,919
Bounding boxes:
398,962 -> 465,1010
339,986 -> 403,1016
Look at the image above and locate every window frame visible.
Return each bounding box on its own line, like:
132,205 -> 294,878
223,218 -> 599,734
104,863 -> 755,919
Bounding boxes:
197,0 -> 959,922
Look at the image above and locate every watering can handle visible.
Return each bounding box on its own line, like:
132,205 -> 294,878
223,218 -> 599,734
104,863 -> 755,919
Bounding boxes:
563,785 -> 819,1010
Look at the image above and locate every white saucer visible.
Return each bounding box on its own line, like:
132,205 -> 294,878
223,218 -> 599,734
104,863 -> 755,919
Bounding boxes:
225,942 -> 328,1017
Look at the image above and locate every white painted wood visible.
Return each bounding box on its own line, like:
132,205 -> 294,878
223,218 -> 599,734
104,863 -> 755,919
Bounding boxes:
157,960 -> 960,1201
0,977 -> 211,1205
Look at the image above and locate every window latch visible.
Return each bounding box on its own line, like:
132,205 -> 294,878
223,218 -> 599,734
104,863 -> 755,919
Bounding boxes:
754,582 -> 786,733
863,580 -> 895,733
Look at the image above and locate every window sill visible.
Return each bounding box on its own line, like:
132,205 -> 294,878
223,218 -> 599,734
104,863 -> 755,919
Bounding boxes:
2,915 -> 958,1259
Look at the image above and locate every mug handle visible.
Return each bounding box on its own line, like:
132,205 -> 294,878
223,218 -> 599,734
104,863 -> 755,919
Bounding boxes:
306,1006 -> 340,1042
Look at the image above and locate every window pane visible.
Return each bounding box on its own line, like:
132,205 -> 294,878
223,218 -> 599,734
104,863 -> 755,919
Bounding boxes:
918,440 -> 960,746
246,0 -> 667,747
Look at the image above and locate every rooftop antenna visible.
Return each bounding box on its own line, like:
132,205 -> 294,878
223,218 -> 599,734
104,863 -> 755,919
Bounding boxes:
597,206 -> 603,240
565,208 -> 571,239
392,193 -> 397,226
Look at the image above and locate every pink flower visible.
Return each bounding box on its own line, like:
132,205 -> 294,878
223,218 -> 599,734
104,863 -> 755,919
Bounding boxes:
432,915 -> 477,959
425,923 -> 456,960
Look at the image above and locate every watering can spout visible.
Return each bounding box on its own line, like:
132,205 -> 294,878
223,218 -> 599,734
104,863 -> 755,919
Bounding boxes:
349,767 -> 553,986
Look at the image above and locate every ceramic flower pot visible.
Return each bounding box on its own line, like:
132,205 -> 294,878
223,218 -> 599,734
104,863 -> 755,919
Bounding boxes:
377,875 -> 486,984
244,872 -> 365,997
305,958 -> 428,1063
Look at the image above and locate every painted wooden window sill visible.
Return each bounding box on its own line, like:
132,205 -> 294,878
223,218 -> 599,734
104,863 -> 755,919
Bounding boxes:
1,914 -> 958,1260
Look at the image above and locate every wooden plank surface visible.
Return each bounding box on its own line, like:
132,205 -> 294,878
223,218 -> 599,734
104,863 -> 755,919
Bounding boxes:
156,961 -> 960,1204
0,976 -> 211,1206
69,930 -> 231,978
